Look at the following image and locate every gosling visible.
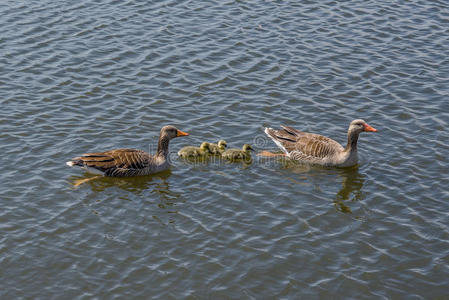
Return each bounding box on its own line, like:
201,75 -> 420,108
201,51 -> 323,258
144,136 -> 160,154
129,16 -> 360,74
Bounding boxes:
221,144 -> 254,161
178,142 -> 211,158
208,140 -> 227,155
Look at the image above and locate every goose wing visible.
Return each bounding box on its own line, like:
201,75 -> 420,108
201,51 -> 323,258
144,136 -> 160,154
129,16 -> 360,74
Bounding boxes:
265,126 -> 344,159
69,148 -> 151,176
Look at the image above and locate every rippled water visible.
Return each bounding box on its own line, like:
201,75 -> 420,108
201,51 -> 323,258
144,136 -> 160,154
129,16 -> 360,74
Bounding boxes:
1,0 -> 449,298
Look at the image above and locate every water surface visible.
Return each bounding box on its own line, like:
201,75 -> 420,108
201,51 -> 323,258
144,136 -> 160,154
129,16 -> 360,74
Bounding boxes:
1,0 -> 449,298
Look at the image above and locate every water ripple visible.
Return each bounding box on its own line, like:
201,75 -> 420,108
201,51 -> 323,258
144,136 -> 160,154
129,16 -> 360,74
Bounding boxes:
1,0 -> 449,298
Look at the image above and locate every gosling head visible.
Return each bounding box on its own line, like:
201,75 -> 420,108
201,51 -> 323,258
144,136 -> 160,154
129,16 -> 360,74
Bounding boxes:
218,140 -> 227,149
242,144 -> 254,152
200,142 -> 211,153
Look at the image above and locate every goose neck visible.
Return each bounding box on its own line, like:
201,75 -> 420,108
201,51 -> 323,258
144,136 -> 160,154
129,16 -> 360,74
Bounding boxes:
344,129 -> 360,152
157,134 -> 170,158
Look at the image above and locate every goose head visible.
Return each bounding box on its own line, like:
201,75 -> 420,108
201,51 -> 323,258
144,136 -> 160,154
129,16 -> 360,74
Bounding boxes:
344,119 -> 377,152
348,119 -> 377,135
161,125 -> 189,139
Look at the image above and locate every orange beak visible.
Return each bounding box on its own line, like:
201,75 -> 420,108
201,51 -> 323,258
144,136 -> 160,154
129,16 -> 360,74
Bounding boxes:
364,124 -> 377,132
176,129 -> 189,137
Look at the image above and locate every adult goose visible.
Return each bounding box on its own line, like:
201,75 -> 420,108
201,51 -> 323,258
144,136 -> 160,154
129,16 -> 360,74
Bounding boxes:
66,125 -> 189,177
264,119 -> 377,167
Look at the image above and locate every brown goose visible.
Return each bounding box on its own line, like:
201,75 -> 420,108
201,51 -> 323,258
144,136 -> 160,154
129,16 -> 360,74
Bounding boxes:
264,119 -> 377,167
66,125 -> 189,177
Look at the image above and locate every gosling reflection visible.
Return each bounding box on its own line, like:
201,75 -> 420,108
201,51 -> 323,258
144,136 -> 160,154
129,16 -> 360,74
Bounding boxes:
334,166 -> 365,214
68,170 -> 172,195
179,154 -> 254,167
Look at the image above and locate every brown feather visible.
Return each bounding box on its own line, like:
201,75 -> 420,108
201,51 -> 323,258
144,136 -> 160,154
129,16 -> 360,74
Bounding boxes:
266,127 -> 343,159
74,148 -> 151,174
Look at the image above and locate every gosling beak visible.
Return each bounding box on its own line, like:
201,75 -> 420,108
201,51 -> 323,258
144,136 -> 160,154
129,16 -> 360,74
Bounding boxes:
364,124 -> 377,132
176,130 -> 189,137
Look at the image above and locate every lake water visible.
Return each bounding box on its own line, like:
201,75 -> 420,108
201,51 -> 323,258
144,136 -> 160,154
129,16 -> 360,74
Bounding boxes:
1,0 -> 449,298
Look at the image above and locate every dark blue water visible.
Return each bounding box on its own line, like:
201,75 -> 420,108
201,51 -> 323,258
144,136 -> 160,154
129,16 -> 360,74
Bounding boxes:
1,0 -> 448,298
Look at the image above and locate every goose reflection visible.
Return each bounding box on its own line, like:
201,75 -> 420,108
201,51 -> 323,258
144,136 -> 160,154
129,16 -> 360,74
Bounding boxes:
68,170 -> 174,196
334,166 -> 365,214
279,159 -> 365,214
69,171 -> 184,225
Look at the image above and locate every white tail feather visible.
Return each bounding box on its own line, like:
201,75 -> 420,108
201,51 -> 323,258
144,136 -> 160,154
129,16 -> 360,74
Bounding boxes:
264,127 -> 289,156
